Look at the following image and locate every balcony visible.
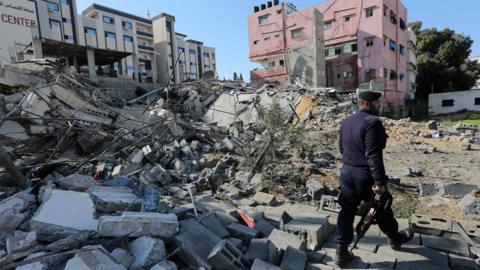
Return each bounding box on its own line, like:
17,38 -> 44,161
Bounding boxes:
137,30 -> 154,38
251,66 -> 288,86
138,44 -> 154,52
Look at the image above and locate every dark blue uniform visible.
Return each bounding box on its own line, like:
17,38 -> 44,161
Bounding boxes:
335,109 -> 399,245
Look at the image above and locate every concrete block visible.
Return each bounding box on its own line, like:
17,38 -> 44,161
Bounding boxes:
65,248 -> 126,270
111,165 -> 124,177
421,234 -> 470,257
254,218 -> 275,237
268,229 -> 306,251
321,247 -> 368,269
280,246 -> 307,270
0,121 -> 29,140
98,212 -> 178,238
376,244 -> 449,270
448,253 -> 479,270
149,260 -> 177,270
284,215 -> 331,250
56,174 -> 96,192
88,186 -> 140,213
199,214 -> 230,238
226,223 -> 259,242
30,190 -> 98,242
15,262 -> 46,270
245,239 -> 281,265
110,248 -> 133,268
320,195 -> 341,213
128,237 -> 166,270
412,214 -> 452,235
174,219 -> 222,269
0,192 -> 33,231
207,240 -> 249,270
306,180 -> 325,200
306,263 -> 335,270
251,258 -> 281,270
251,192 -> 275,206
459,193 -> 480,216
6,231 -> 37,254
461,220 -> 480,238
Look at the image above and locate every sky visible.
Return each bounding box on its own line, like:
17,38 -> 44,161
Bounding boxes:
76,0 -> 480,80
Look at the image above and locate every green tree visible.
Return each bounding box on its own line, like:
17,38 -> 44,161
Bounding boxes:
410,21 -> 480,100
233,72 -> 238,81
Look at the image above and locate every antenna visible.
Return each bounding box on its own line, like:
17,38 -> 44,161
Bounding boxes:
145,9 -> 150,19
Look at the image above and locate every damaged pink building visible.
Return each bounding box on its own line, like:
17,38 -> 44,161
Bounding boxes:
248,0 -> 409,109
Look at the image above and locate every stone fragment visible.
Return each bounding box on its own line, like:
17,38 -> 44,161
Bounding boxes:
110,248 -> 134,268
30,190 -> 98,242
199,214 -> 230,238
280,246 -> 307,270
207,240 -> 249,270
459,193 -> 480,216
98,212 -> 179,238
427,120 -> 438,130
29,125 -> 48,135
0,121 -> 29,140
306,180 -> 325,200
251,192 -> 275,206
64,248 -> 126,270
88,186 -> 140,213
0,192 -> 34,231
6,231 -> 37,254
129,237 -> 166,270
268,229 -> 306,251
226,223 -> 259,242
245,239 -> 280,265
15,262 -> 46,270
149,260 -> 177,270
284,215 -> 331,250
56,174 -> 96,192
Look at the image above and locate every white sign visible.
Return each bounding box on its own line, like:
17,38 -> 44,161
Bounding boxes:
0,0 -> 38,65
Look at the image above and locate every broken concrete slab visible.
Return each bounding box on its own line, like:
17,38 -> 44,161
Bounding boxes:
6,231 -> 37,254
149,260 -> 177,270
268,229 -> 307,251
110,248 -> 133,268
411,214 -> 452,235
128,236 -> 166,270
0,191 -> 34,231
459,193 -> 480,216
88,186 -> 140,213
64,248 -> 126,270
199,214 -> 230,238
30,190 -> 98,242
251,192 -> 275,206
376,244 -> 450,270
251,258 -> 282,270
280,246 -> 307,270
142,165 -> 172,186
226,223 -> 259,243
421,234 -> 470,257
15,262 -> 46,270
245,239 -> 280,265
284,215 -> 331,250
29,125 -> 48,135
56,174 -> 96,192
254,217 -> 275,237
0,121 -> 29,140
98,212 -> 178,238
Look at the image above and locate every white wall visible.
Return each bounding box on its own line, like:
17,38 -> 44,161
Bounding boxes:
429,89 -> 480,115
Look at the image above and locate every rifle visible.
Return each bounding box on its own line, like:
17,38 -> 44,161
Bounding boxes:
351,190 -> 393,252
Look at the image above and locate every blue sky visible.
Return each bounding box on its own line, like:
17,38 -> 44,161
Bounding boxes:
76,0 -> 480,80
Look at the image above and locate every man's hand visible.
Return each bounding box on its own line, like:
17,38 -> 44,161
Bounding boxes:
372,185 -> 385,195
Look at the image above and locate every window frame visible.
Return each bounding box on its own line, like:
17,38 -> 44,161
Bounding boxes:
258,14 -> 269,25
366,38 -> 374,47
324,20 -> 333,30
442,99 -> 454,107
103,16 -> 114,25
475,98 -> 480,105
122,21 -> 133,30
291,28 -> 304,40
46,1 -> 59,11
365,8 -> 374,18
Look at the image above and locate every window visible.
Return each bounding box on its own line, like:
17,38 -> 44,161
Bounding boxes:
62,18 -> 72,24
275,34 -> 280,38
124,35 -> 133,43
122,21 -> 133,30
103,16 -> 114,24
84,27 -> 97,35
389,39 -> 397,51
268,61 -> 275,68
189,49 -> 196,55
383,36 -> 388,46
399,72 -> 405,81
335,47 -> 343,55
366,38 -> 374,47
264,36 -> 271,41
343,71 -> 354,78
105,32 -> 116,39
442,99 -> 454,107
60,0 -> 68,4
475,98 -> 480,105
291,28 -> 304,39
64,35 -> 74,41
324,20 -> 332,30
390,12 -> 397,24
46,1 -> 59,11
178,47 -> 185,54
254,40 -> 260,45
203,52 -> 210,58
337,74 -> 341,78
383,5 -> 388,16
259,14 -> 269,25
400,45 -> 405,55
344,15 -> 351,22
400,18 -> 406,31
279,60 -> 285,66
389,70 -> 397,80
365,8 -> 374,18
49,19 -> 60,29
351,43 -> 358,52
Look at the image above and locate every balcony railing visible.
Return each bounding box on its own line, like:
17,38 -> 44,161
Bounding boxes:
137,30 -> 154,38
138,44 -> 154,51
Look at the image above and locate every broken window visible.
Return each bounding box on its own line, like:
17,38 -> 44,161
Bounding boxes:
365,8 -> 374,18
337,74 -> 341,79
384,68 -> 388,78
442,99 -> 454,107
103,16 -> 114,24
122,21 -> 133,30
389,40 -> 397,51
335,47 -> 343,55
389,70 -> 397,80
475,98 -> 480,105
259,14 -> 269,25
324,20 -> 332,30
352,43 -> 358,52
400,18 -> 407,31
390,11 -> 397,25
344,15 -> 351,22
254,40 -> 260,45
366,38 -> 374,47
291,28 -> 304,40
400,45 -> 405,55
279,60 -> 285,66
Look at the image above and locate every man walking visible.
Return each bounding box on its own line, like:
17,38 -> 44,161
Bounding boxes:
335,91 -> 413,266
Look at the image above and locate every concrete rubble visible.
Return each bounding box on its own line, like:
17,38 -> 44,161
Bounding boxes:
0,59 -> 478,269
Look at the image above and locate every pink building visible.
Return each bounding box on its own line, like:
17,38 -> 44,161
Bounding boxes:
248,0 -> 409,109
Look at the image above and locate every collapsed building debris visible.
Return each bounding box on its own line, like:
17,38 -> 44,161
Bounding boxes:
0,59 -> 478,269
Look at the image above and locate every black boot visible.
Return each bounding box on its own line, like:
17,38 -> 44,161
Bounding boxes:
388,229 -> 414,250
335,244 -> 354,266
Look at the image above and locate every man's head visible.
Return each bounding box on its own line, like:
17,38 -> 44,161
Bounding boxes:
359,91 -> 382,115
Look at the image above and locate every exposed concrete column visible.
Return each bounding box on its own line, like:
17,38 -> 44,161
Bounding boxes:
313,9 -> 326,88
73,56 -> 80,73
32,38 -> 44,59
87,48 -> 96,79
117,60 -> 124,77
132,54 -> 140,82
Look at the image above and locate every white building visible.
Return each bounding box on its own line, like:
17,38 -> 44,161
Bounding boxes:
428,89 -> 480,115
406,29 -> 417,100
470,56 -> 480,89
152,13 -> 216,84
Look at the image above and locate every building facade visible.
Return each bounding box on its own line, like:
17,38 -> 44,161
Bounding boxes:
429,89 -> 480,116
248,1 -> 326,88
406,28 -> 417,100
152,13 -> 216,84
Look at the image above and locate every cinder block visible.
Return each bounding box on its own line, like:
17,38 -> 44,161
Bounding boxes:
280,246 -> 307,270
207,240 -> 249,270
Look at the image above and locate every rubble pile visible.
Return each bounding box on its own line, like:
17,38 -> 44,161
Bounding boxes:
0,60 -> 479,269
